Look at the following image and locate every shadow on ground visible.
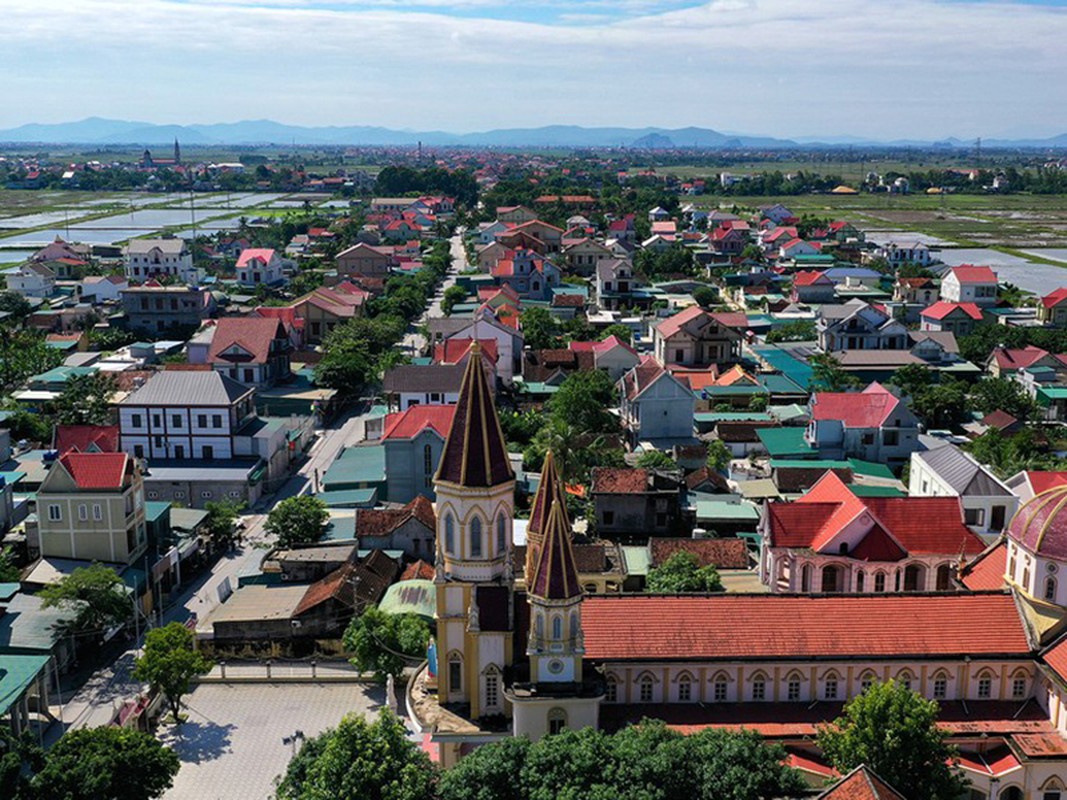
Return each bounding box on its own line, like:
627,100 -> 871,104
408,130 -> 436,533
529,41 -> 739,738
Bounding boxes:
159,719 -> 238,764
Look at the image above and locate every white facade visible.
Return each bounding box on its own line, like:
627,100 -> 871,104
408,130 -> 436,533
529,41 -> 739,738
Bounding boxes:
119,403 -> 251,461
941,271 -> 999,305
4,264 -> 55,298
909,448 -> 1017,536
125,239 -> 197,283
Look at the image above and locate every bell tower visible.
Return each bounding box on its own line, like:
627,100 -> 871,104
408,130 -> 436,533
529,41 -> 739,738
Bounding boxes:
433,344 -> 515,718
524,449 -> 560,584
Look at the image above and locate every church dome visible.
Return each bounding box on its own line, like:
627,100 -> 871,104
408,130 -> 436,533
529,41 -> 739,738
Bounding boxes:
1007,486 -> 1067,560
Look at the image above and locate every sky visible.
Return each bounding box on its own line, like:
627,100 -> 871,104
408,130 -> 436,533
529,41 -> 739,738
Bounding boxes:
1,0 -> 1065,140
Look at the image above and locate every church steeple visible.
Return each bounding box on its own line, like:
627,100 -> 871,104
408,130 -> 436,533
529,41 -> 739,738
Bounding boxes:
528,497 -> 581,602
525,449 -> 562,582
436,342 -> 513,488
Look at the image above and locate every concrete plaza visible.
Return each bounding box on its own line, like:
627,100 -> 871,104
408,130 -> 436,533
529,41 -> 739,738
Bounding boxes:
161,682 -> 385,800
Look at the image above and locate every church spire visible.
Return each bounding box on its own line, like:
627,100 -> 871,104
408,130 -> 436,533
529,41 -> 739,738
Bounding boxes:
436,343 -> 513,488
525,449 -> 563,580
528,496 -> 581,601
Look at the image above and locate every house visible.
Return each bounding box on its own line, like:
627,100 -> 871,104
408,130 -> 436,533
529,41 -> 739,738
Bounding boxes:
791,271 -> 836,304
383,364 -> 466,410
817,767 -> 907,800
491,250 -> 562,302
3,262 -> 55,298
475,242 -> 512,272
708,226 -> 747,256
204,316 -> 292,388
940,265 -> 998,306
355,495 -> 436,560
827,221 -> 865,243
909,444 -> 1017,536
817,300 -> 908,352
288,283 -> 369,344
429,309 -> 523,383
235,248 -> 284,286
590,467 -> 685,541
893,276 -> 938,306
568,335 -> 639,381
80,274 -> 127,303
33,451 -> 148,565
496,206 -> 538,225
121,283 -> 217,335
595,259 -> 640,311
500,220 -> 563,253
805,383 -> 920,463
561,238 -> 614,275
1039,288 -> 1067,328
618,357 -> 696,442
759,203 -> 795,224
124,238 -> 197,283
54,424 -> 120,454
920,301 -> 984,336
380,404 -> 456,503
760,471 -> 985,593
778,238 -> 821,261
335,243 -> 394,278
874,240 -> 934,268
988,346 -> 1067,379
653,306 -> 745,368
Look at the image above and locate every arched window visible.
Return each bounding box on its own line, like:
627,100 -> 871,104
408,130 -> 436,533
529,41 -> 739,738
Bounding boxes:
711,672 -> 729,702
801,564 -> 812,593
1023,566 -> 1031,590
547,707 -> 567,735
976,671 -> 994,699
1011,670 -> 1029,699
470,517 -> 482,558
569,613 -> 579,640
552,616 -> 563,640
605,676 -> 619,703
823,671 -> 840,701
448,652 -> 463,694
786,673 -> 803,702
896,670 -> 915,692
639,674 -> 655,702
1047,576 -> 1058,602
423,444 -> 433,478
1009,549 -> 1017,580
484,666 -> 501,710
1000,787 -> 1023,800
676,672 -> 694,702
903,564 -> 924,592
856,570 -> 865,592
751,673 -> 767,701
860,672 -> 877,693
932,670 -> 949,700
874,572 -> 887,592
444,514 -> 455,555
535,613 -> 544,639
821,565 -> 841,593
936,564 -> 952,591
497,514 -> 507,554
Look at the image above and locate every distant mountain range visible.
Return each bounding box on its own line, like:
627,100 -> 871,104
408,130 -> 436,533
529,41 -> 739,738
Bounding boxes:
1,117 -> 1065,150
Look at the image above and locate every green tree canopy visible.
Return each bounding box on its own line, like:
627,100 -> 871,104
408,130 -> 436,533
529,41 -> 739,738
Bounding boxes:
547,370 -> 619,436
634,450 -> 679,471
265,496 -> 330,549
969,376 -> 1038,421
520,307 -> 562,351
134,622 -> 213,722
597,324 -> 633,345
33,727 -> 181,800
439,721 -> 802,800
646,551 -> 724,593
202,498 -> 246,548
441,285 -> 468,316
706,439 -> 731,472
691,285 -> 718,309
765,320 -> 815,344
275,710 -> 436,800
810,353 -> 860,392
342,605 -> 430,681
54,372 -> 118,426
39,562 -> 131,638
817,679 -> 969,800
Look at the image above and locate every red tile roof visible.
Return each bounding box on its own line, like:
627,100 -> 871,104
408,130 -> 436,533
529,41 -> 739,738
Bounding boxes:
950,265 -> 997,284
1024,471 -> 1067,495
817,766 -> 907,800
207,316 -> 287,365
811,383 -> 901,428
58,452 -> 129,491
236,248 -> 277,268
381,405 -> 456,441
400,560 -> 435,581
955,746 -> 1021,778
433,338 -> 498,365
960,540 -> 1007,591
54,425 -> 119,454
991,345 -> 1056,372
590,467 -> 649,494
620,355 -> 674,400
921,301 -> 984,321
649,538 -> 749,570
793,270 -> 831,287
1044,634 -> 1067,685
582,592 -> 1029,661
1043,287 -> 1067,308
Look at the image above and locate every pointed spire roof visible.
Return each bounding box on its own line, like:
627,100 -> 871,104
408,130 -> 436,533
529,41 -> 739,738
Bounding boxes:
528,450 -> 562,535
435,342 -> 514,488
529,497 -> 581,601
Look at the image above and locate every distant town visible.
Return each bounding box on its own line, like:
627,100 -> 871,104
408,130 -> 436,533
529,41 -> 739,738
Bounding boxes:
3,140 -> 1067,799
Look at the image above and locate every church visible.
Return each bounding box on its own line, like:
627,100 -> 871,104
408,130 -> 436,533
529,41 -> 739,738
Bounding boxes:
408,347 -> 1067,799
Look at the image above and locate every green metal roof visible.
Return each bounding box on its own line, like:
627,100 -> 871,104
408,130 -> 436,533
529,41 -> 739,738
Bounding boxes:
848,485 -> 906,497
0,584 -> 19,602
378,580 -> 436,620
695,501 -> 760,521
757,427 -> 815,458
316,488 -> 379,508
0,653 -> 50,716
322,445 -> 386,491
769,458 -> 895,481
1038,387 -> 1067,401
694,412 -> 774,423
144,501 -> 171,524
767,404 -> 809,423
759,374 -> 807,394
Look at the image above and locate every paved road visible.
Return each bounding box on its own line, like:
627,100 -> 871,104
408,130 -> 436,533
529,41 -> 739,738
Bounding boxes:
400,229 -> 466,355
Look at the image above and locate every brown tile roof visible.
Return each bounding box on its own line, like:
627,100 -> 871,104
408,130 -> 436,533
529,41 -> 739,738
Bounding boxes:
817,766 -> 908,800
591,467 -> 649,495
528,501 -> 581,600
294,550 -> 399,616
685,466 -> 730,493
400,559 -> 435,581
649,538 -> 749,570
356,496 -> 436,538
207,316 -> 287,365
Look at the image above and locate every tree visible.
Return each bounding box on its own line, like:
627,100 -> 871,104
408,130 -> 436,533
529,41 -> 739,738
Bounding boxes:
691,285 -> 718,309
597,323 -> 633,345
265,495 -> 329,548
134,622 -> 213,723
202,498 -> 245,549
439,720 -> 802,800
810,353 -> 860,392
33,727 -> 180,800
39,563 -> 131,639
969,376 -> 1038,421
547,370 -> 619,435
0,728 -> 43,800
342,605 -> 430,681
275,710 -> 435,800
765,320 -> 815,344
0,291 -> 31,321
887,363 -> 934,401
520,307 -> 562,350
817,680 -> 969,800
706,439 -> 731,472
0,547 -> 21,582
635,450 -> 679,471
54,372 -> 118,426
441,285 -> 468,316
646,551 -> 724,593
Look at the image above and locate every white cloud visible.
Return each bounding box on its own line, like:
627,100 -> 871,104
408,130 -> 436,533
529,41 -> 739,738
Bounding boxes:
0,0 -> 1063,138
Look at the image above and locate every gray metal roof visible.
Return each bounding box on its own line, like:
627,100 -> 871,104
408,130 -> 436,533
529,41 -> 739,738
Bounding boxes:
123,370 -> 253,407
383,364 -> 464,393
915,443 -> 1011,497
125,238 -> 187,255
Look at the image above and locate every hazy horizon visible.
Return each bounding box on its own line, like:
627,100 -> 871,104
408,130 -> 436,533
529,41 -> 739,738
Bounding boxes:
2,0 -> 1065,141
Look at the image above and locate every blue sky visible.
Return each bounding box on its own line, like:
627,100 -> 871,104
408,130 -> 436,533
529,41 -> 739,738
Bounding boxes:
1,0 -> 1065,140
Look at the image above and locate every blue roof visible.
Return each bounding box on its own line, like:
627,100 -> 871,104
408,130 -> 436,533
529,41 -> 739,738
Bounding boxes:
751,345 -> 814,390
0,653 -> 50,716
322,445 -> 386,491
